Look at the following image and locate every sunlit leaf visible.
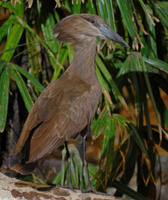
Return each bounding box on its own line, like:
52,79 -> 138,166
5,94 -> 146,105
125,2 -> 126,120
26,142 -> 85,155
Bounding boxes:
0,21 -> 24,62
0,15 -> 15,44
72,0 -> 82,14
144,57 -> 168,73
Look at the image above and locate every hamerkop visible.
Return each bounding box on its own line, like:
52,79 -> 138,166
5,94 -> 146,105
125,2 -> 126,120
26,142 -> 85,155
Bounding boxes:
6,14 -> 129,175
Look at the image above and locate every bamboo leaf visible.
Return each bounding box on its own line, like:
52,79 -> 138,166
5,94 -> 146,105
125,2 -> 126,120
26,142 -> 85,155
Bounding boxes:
129,123 -> 149,158
0,67 -> 10,132
96,65 -> 110,91
51,47 -> 68,81
0,59 -> 6,74
105,0 -> 116,30
92,109 -> 108,136
26,31 -> 42,80
0,21 -> 24,62
15,0 -> 24,18
112,180 -> 147,200
88,164 -> 99,187
144,5 -> 157,57
16,17 -> 57,70
101,117 -> 116,156
41,13 -> 59,55
0,15 -> 15,44
0,1 -> 16,13
12,64 -> 44,93
97,0 -> 108,21
72,0 -> 82,14
11,68 -> 33,112
144,57 -> 168,73
96,55 -> 123,102
116,0 -> 136,37
154,1 -> 168,28
86,0 -> 97,14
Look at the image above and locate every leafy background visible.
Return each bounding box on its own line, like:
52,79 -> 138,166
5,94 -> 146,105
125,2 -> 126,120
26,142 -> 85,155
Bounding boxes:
0,0 -> 168,199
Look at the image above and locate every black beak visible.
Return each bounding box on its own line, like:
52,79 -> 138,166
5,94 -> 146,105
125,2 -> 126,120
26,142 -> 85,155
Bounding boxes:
99,24 -> 130,48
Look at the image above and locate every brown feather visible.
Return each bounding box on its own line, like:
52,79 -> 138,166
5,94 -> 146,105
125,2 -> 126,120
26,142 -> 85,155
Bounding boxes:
14,39 -> 101,163
9,14 -> 128,172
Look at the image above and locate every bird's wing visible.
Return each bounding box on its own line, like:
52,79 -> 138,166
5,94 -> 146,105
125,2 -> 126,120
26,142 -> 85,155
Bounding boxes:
13,79 -> 64,156
28,104 -> 86,162
14,76 -> 98,163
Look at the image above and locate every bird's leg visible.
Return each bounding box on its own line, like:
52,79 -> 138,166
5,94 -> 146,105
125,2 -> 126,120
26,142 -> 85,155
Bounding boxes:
81,125 -> 94,192
64,142 -> 73,190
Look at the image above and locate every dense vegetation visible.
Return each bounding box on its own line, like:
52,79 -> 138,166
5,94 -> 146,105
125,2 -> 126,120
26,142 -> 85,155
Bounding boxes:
0,0 -> 168,199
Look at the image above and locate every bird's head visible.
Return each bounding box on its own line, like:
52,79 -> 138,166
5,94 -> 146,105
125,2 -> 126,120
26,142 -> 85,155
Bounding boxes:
54,14 -> 129,48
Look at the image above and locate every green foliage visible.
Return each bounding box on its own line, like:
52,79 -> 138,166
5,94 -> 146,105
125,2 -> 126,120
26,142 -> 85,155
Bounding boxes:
0,0 -> 168,199
0,63 -> 10,132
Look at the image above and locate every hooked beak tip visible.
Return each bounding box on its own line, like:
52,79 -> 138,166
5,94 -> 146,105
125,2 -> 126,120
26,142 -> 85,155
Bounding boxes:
121,42 -> 130,48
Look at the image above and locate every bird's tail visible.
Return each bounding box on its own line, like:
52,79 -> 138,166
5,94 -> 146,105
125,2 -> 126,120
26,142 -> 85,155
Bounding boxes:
1,154 -> 36,175
9,162 -> 36,175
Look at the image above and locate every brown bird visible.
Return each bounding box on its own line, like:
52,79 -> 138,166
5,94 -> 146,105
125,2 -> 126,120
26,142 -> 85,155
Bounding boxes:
6,14 -> 129,177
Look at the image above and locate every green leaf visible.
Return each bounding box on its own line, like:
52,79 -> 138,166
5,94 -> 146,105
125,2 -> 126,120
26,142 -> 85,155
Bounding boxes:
1,21 -> 24,62
101,117 -> 116,155
97,0 -> 108,21
144,5 -> 157,57
116,0 -> 136,37
11,68 -> 33,112
86,0 -> 97,14
52,168 -> 64,185
72,0 -> 82,14
129,123 -> 149,158
114,137 -> 137,196
0,15 -> 15,44
117,53 -> 157,78
0,0 -> 24,17
12,64 -> 44,93
0,1 -> 16,13
92,109 -> 108,136
17,17 -> 57,71
105,0 -> 116,30
96,55 -> 123,102
88,164 -> 99,187
113,114 -> 130,128
41,13 -> 59,55
0,67 -> 10,132
96,65 -> 110,91
112,180 -> 147,200
144,57 -> 168,73
164,109 -> 168,127
0,59 -> 6,74
154,1 -> 168,29
26,31 -> 43,80
51,47 -> 68,81
15,0 -> 24,18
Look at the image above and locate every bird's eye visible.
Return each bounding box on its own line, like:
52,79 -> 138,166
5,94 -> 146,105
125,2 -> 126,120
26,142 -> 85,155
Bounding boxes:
89,19 -> 96,24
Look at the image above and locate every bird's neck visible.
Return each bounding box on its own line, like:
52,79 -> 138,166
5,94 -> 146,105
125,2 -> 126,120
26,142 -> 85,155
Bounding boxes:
65,39 -> 98,83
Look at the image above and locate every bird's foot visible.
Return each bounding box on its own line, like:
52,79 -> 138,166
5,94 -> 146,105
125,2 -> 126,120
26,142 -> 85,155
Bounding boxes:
82,186 -> 111,196
56,184 -> 77,192
82,185 -> 97,194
